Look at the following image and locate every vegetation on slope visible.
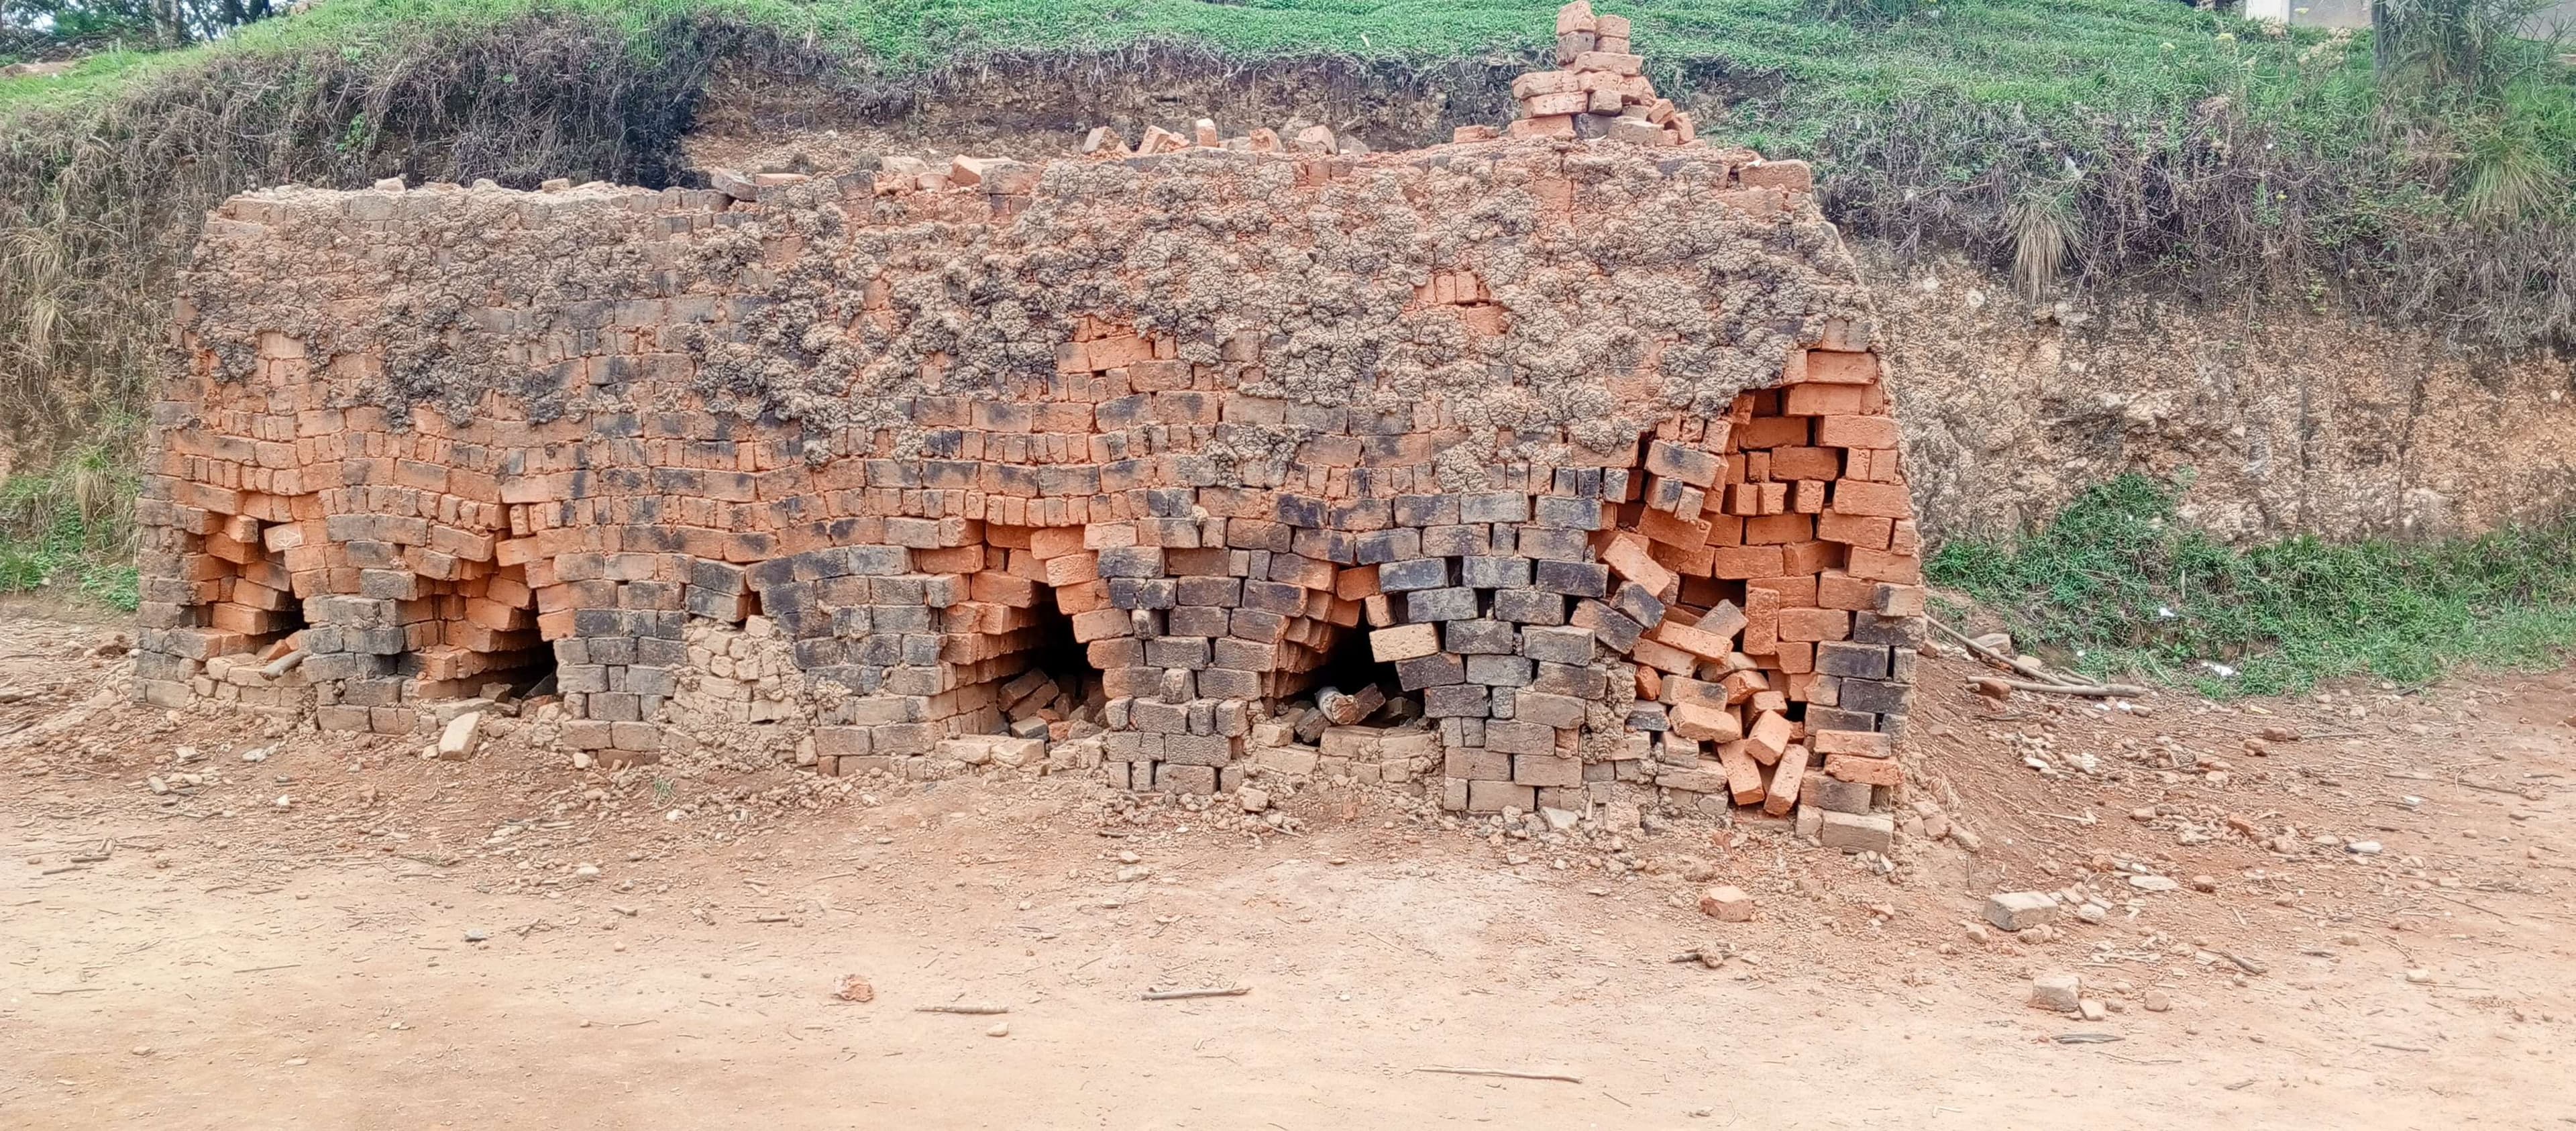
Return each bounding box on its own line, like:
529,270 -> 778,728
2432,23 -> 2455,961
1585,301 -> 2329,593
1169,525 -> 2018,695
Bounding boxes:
1931,474 -> 2576,695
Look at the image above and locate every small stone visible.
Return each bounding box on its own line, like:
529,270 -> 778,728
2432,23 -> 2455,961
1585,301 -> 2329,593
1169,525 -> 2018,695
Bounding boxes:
1236,786 -> 1271,812
130,1045 -> 154,1057
2076,903 -> 2108,924
574,863 -> 600,878
2347,841 -> 2383,855
463,929 -> 489,942
2189,875 -> 2217,893
985,1022 -> 1010,1037
2128,874 -> 2180,892
427,710 -> 484,761
1699,885 -> 1756,922
2404,968 -> 2431,983
2029,973 -> 2082,1012
2078,999 -> 2108,1022
835,974 -> 875,1003
2142,990 -> 2171,1012
1984,891 -> 2059,931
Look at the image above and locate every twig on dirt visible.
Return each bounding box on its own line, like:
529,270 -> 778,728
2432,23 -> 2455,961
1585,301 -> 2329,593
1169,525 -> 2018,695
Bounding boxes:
2371,1042 -> 2431,1053
1972,677 -> 2150,698
2451,779 -> 2537,798
1413,1065 -> 1582,1083
37,865 -> 85,875
750,914 -> 791,924
1142,986 -> 1248,1001
1929,617 -> 2080,685
2218,952 -> 2267,975
2422,891 -> 2514,921
234,963 -> 301,974
31,987 -> 104,994
913,1004 -> 1009,1015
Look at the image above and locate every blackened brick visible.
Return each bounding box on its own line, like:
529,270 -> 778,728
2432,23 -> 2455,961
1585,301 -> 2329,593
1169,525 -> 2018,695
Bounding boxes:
1814,640 -> 1890,679
1108,578 -> 1177,609
1395,652 -> 1466,690
1355,528 -> 1421,565
1423,684 -> 1492,718
1392,494 -> 1460,527
1461,492 -> 1530,523
1377,557 -> 1451,592
1517,625 -> 1595,663
1465,653 -> 1536,686
1404,586 -> 1480,621
1459,555 -> 1532,589
1492,588 -> 1567,625
1532,559 -> 1609,597
1516,526 -> 1591,561
1442,619 -> 1517,654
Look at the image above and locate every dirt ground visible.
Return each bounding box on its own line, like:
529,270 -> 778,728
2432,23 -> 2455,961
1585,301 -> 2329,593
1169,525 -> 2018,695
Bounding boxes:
4,609 -> 2573,1130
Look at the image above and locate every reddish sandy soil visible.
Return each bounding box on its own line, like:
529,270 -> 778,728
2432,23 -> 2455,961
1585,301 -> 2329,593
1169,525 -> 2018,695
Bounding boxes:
3,610 -> 2571,1128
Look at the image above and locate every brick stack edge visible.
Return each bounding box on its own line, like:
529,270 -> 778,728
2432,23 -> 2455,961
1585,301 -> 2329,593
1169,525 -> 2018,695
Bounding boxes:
133,2 -> 1921,832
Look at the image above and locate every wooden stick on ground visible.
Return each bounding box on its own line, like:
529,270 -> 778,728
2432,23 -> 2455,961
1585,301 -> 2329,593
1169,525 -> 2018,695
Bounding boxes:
1413,1066 -> 1583,1083
1928,617 -> 2084,686
1971,677 -> 2150,698
914,1004 -> 1010,1015
1142,986 -> 1250,1001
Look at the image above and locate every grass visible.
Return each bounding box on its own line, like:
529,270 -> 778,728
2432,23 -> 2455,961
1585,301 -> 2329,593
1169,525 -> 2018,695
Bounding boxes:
1929,474 -> 2576,696
0,445 -> 140,612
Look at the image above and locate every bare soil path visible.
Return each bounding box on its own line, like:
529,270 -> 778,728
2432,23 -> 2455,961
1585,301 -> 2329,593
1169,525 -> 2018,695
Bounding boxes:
3,612 -> 2571,1129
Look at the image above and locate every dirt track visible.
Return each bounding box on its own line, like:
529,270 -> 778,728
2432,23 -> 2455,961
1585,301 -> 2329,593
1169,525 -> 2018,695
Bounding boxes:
5,610 -> 2573,1128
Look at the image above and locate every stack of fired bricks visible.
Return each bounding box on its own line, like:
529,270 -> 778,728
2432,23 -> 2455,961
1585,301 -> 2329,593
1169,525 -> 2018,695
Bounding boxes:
1455,1 -> 1697,147
130,1 -> 1922,841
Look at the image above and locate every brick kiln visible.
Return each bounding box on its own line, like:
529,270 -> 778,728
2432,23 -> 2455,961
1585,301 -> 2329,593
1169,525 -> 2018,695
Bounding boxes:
136,2 -> 1924,837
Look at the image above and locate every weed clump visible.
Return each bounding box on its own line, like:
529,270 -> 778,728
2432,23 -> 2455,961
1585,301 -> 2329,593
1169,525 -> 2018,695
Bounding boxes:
1929,473 -> 2576,695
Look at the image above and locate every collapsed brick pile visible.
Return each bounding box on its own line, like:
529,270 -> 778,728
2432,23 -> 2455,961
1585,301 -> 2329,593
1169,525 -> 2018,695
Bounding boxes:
136,2 -> 1921,837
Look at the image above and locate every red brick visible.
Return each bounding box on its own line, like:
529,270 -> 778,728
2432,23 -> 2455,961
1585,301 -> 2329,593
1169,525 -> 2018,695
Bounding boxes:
1816,413 -> 1898,447
1817,572 -> 1878,610
1735,416 -> 1810,449
1775,606 -> 1850,642
1744,513 -> 1814,545
1817,509 -> 1894,549
1744,710 -> 1792,765
1784,382 -> 1872,416
1798,349 -> 1877,384
1829,480 -> 1911,519
1762,744 -> 1809,816
1766,446 -> 1842,480
1813,729 -> 1892,757
1710,545 -> 1782,580
1845,547 -> 1923,584
1719,741 -> 1767,805
1824,753 -> 1901,786
1741,586 -> 1778,653
1603,532 -> 1678,596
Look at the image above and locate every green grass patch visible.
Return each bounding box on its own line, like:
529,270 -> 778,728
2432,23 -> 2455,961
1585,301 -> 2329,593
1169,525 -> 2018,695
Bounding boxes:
1928,474 -> 2576,696
0,445 -> 140,612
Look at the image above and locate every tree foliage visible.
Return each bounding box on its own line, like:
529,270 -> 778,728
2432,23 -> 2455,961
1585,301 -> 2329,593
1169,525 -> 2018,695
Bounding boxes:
2,0 -> 276,52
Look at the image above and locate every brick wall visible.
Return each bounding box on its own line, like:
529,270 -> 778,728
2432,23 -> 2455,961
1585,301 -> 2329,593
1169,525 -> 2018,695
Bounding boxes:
136,1 -> 1923,827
